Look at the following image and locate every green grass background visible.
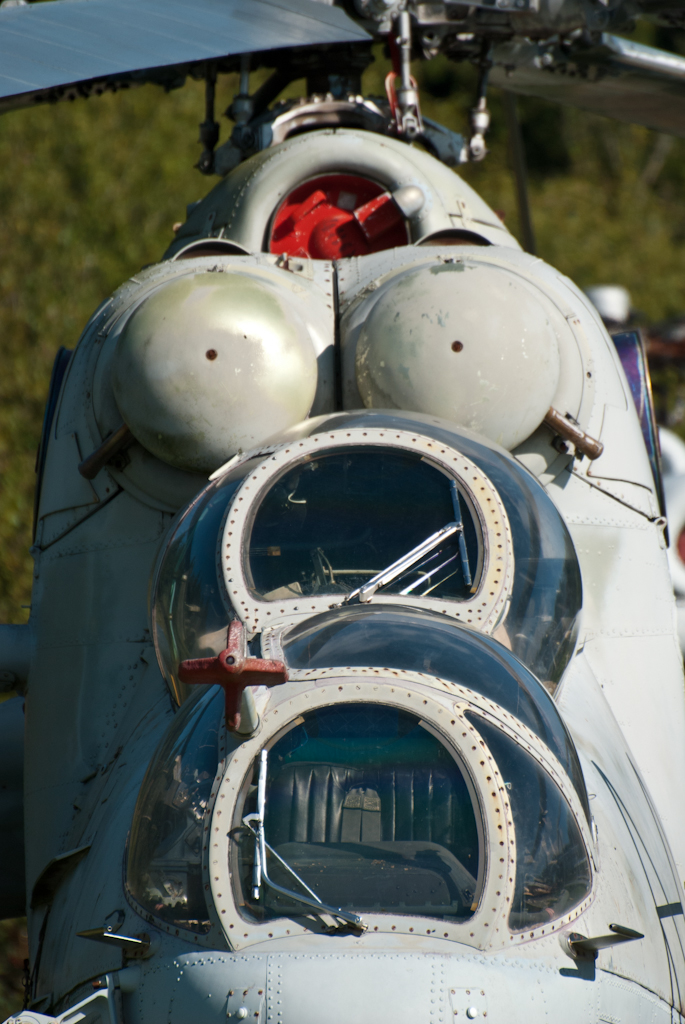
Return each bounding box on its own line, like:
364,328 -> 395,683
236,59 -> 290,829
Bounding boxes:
2,27 -> 685,1012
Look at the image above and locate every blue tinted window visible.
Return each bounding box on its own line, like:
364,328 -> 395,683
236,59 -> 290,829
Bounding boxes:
127,686 -> 224,932
283,606 -> 589,820
234,704 -> 480,922
248,448 -> 480,602
466,714 -> 591,930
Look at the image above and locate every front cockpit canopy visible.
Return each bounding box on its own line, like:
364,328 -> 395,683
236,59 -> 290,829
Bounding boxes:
152,413 -> 582,700
248,446 -> 480,603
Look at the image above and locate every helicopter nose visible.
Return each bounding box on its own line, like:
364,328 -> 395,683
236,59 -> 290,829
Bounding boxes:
124,948 -> 655,1024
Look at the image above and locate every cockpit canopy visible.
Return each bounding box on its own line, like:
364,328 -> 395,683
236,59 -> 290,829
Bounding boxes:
127,661 -> 592,941
236,704 -> 481,924
152,412 -> 582,700
279,604 -> 589,819
248,446 -> 480,603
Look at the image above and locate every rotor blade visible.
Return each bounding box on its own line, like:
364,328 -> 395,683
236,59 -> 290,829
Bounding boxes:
0,0 -> 369,113
491,34 -> 685,137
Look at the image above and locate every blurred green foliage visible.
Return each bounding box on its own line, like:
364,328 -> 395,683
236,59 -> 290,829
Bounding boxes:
0,920 -> 27,1018
2,30 -> 685,1011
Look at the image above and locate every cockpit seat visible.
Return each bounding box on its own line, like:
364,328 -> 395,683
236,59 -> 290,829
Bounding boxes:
267,762 -> 467,849
265,762 -> 478,911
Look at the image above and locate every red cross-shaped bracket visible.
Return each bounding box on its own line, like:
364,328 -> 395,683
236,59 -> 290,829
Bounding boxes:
178,620 -> 287,731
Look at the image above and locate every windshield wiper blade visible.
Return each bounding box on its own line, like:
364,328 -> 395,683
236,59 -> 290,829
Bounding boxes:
345,522 -> 461,604
244,750 -> 366,934
399,551 -> 459,595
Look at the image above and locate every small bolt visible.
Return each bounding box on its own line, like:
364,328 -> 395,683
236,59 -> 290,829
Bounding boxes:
236,1009 -> 249,1020
206,349 -> 218,360
451,341 -> 464,352
466,1009 -> 478,1020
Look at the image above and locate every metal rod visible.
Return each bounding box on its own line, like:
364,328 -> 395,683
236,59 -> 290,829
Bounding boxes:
249,69 -> 290,119
346,522 -> 461,603
450,481 -> 472,587
398,11 -> 412,92
248,748 -> 268,897
502,90 -> 536,255
468,40 -> 492,161
197,61 -> 219,174
78,423 -> 133,480
544,407 -> 604,460
249,749 -> 365,931
239,54 -> 250,97
399,552 -> 458,595
258,831 -> 365,930
263,839 -> 322,903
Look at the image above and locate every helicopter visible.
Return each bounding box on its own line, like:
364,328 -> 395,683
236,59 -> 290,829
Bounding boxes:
2,0 -> 685,1020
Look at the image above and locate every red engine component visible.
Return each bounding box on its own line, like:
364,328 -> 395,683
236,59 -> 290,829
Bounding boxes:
269,174 -> 409,260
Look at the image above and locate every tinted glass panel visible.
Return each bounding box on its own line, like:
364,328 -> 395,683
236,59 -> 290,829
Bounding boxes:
466,713 -> 591,931
127,686 -> 224,933
152,462 -> 258,701
247,448 -> 480,602
283,605 -> 589,820
303,412 -> 583,688
234,705 -> 480,921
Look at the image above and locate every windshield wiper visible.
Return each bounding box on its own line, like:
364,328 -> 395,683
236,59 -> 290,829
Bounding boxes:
345,522 -> 461,604
344,482 -> 472,603
243,750 -> 366,934
398,550 -> 459,595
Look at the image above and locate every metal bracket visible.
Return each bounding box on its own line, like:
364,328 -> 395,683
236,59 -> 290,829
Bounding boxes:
564,923 -> 644,961
544,407 -> 604,460
76,927 -> 153,959
179,620 -> 287,731
78,424 -> 134,480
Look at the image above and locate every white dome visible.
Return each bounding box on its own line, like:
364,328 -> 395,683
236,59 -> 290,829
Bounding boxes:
352,259 -> 563,451
112,269 -> 320,473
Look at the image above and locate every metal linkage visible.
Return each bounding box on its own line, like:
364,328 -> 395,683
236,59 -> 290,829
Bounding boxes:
346,521 -> 462,603
244,750 -> 366,934
197,61 -> 220,174
468,41 -> 492,161
386,11 -> 423,139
